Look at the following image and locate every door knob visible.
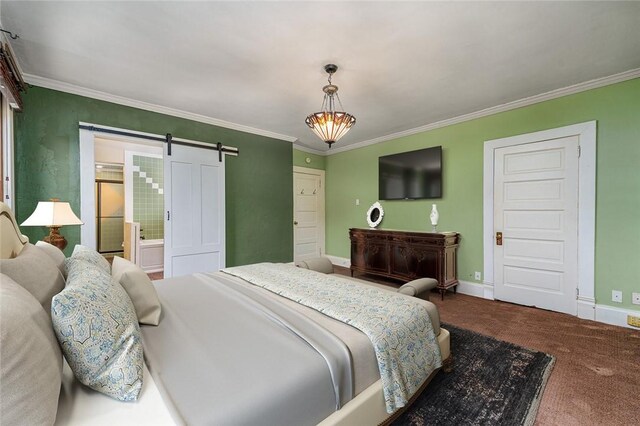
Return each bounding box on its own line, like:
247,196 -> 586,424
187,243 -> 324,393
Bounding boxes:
294,221 -> 299,225
496,232 -> 503,246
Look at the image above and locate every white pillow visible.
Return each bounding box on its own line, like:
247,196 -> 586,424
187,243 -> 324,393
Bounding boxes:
0,243 -> 65,314
1,274 -> 62,424
112,256 -> 162,326
36,240 -> 67,277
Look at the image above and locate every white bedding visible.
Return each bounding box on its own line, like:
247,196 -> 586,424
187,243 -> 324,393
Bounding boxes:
55,360 -> 175,426
54,329 -> 451,426
0,202 -> 449,425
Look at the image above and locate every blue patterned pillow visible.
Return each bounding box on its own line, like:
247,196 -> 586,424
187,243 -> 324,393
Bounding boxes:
51,259 -> 143,401
69,244 -> 111,274
64,257 -> 110,290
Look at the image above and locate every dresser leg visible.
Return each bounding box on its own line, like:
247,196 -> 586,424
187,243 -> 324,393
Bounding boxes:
440,289 -> 445,300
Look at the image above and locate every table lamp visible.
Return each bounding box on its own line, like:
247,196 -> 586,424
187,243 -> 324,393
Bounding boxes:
21,199 -> 83,250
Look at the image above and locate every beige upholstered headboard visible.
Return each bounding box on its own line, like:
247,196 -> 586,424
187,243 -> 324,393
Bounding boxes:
0,202 -> 29,259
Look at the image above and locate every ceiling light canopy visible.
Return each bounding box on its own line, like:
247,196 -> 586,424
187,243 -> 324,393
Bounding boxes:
305,64 -> 356,148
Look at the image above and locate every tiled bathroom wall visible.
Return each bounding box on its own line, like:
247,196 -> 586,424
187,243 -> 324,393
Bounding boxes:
95,168 -> 124,181
132,155 -> 164,240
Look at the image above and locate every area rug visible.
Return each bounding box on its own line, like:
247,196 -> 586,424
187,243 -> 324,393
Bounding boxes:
392,324 -> 555,426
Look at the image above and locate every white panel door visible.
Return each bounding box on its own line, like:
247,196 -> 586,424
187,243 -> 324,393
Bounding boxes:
164,144 -> 224,277
494,136 -> 579,314
293,169 -> 325,262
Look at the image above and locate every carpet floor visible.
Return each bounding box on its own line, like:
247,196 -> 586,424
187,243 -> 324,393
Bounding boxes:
337,268 -> 640,426
429,293 -> 640,426
392,324 -> 555,426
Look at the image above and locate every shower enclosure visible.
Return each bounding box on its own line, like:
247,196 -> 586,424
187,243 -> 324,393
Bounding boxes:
95,163 -> 124,256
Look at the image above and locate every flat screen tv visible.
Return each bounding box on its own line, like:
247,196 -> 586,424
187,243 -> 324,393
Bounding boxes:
379,146 -> 442,200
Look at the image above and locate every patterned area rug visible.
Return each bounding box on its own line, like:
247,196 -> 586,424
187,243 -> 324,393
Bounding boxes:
392,324 -> 555,426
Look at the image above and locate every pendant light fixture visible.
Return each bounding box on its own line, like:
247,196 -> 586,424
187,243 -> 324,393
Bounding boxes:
305,64 -> 356,148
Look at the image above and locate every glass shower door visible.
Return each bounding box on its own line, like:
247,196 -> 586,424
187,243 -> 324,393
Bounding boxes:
96,181 -> 125,254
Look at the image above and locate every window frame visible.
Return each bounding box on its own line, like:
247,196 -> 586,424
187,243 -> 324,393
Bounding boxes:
1,94 -> 15,209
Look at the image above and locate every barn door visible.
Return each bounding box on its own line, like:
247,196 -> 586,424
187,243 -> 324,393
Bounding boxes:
164,144 -> 224,277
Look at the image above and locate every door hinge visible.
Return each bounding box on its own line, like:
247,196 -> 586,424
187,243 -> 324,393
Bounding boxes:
167,211 -> 170,221
576,288 -> 579,298
578,145 -> 581,158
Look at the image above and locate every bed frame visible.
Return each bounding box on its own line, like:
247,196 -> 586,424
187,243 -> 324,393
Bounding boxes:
0,202 -> 28,258
0,202 -> 450,425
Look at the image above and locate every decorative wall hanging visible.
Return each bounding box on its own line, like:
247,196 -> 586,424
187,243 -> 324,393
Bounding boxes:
367,202 -> 384,228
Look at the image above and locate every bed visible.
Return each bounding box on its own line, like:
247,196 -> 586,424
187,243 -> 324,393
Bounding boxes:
0,202 -> 450,426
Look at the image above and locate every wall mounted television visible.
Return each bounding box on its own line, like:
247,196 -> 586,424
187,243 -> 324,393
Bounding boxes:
379,146 -> 442,200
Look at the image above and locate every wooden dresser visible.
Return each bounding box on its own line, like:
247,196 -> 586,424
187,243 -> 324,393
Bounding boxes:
349,228 -> 460,299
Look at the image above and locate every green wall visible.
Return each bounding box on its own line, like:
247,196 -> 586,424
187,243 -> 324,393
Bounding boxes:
293,148 -> 326,170
325,77 -> 640,311
14,86 -> 293,266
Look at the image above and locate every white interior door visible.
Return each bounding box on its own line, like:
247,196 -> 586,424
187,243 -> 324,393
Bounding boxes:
293,168 -> 325,262
164,144 -> 225,278
494,136 -> 579,315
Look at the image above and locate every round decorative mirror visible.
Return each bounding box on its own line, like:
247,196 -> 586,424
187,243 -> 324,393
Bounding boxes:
366,202 -> 384,228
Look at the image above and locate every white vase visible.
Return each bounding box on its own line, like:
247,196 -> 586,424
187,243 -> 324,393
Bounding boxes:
430,204 -> 439,232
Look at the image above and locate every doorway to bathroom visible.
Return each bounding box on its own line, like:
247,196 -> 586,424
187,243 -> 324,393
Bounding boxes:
80,122 -> 232,279
92,134 -> 165,275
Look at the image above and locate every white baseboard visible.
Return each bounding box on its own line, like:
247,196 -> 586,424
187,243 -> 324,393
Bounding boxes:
483,283 -> 495,300
595,304 -> 640,330
326,255 -> 351,268
577,297 -> 596,320
325,255 -> 639,330
456,280 -> 496,300
456,280 -> 484,298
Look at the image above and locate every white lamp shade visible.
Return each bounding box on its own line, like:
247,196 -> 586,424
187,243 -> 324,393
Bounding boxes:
21,201 -> 83,227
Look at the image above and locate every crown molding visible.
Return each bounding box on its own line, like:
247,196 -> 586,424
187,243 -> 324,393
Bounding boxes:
23,66 -> 640,154
23,73 -> 298,143
326,67 -> 640,155
292,143 -> 325,155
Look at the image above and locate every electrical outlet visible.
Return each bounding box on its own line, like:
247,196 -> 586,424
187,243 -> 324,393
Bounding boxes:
474,271 -> 482,281
632,293 -> 640,305
628,315 -> 640,328
612,290 -> 623,303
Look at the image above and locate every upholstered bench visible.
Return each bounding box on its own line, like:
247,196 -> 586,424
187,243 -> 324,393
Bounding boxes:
297,257 -> 438,301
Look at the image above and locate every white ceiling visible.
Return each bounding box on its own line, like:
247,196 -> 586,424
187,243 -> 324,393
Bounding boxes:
3,1 -> 640,153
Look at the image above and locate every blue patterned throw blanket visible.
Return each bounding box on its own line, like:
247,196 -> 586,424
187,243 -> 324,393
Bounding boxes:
222,263 -> 442,413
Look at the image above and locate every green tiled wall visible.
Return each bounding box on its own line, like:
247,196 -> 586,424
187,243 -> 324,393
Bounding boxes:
132,155 -> 163,240
95,169 -> 123,181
